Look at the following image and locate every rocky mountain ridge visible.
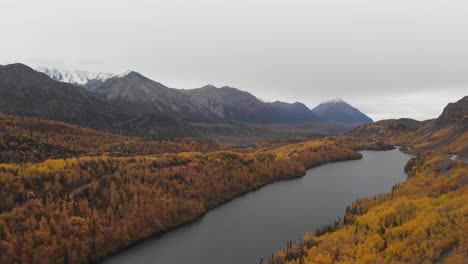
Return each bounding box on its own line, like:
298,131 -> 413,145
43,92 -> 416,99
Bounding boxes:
0,63 -> 374,140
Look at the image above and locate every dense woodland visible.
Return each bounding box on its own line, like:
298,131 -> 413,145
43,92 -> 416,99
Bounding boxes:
0,114 -> 372,263
266,155 -> 467,264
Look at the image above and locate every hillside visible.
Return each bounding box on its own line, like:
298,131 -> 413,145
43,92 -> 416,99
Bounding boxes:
0,63 -> 116,130
412,96 -> 468,155
93,71 -> 217,122
0,64 -> 202,138
351,118 -> 424,145
0,113 -> 222,163
352,96 -> 468,157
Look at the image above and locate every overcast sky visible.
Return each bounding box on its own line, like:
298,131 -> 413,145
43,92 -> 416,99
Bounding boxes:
1,0 -> 467,121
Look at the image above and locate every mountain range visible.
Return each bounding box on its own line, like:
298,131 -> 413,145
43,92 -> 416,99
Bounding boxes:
0,64 -> 373,140
38,66 -> 374,124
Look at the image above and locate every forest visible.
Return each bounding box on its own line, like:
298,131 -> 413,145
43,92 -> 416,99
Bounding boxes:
0,113 -> 376,263
266,154 -> 467,264
3,111 -> 465,264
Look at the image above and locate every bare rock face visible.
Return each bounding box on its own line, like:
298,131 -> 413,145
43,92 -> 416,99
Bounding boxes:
181,85 -> 225,118
183,86 -> 322,123
92,72 -> 221,121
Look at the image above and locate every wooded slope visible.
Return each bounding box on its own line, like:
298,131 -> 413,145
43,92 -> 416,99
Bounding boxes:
267,155 -> 467,264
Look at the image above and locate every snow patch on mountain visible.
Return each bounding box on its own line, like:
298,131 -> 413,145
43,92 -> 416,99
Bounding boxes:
321,98 -> 346,104
117,70 -> 134,78
36,67 -> 115,85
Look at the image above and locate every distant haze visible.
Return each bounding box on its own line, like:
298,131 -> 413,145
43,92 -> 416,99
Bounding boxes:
1,0 -> 467,121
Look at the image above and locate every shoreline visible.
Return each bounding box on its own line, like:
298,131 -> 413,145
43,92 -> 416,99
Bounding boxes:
95,150 -> 374,263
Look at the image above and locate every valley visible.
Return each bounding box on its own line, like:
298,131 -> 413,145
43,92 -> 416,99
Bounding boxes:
265,97 -> 468,263
0,64 -> 465,264
0,113 -> 378,263
104,149 -> 411,264
2,1 -> 468,263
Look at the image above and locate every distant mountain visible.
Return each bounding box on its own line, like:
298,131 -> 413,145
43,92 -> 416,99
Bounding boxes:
32,66 -> 365,125
0,63 -> 116,129
268,101 -> 322,123
91,72 -> 321,123
182,85 -> 321,123
92,71 -> 220,121
0,63 -> 363,141
0,63 -> 198,137
312,98 -> 373,124
94,71 -> 174,104
36,67 -> 114,88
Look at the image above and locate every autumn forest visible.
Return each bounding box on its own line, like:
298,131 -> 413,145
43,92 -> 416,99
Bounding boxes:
0,113 -> 378,263
0,97 -> 466,264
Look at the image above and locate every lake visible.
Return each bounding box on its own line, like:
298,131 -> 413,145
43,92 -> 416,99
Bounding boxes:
104,149 -> 412,264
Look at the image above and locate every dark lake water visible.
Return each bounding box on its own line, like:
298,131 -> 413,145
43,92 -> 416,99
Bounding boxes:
104,149 -> 412,264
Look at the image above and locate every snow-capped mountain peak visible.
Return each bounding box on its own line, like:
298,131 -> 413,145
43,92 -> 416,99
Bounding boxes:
36,67 -> 115,85
117,70 -> 134,78
321,98 -> 346,104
